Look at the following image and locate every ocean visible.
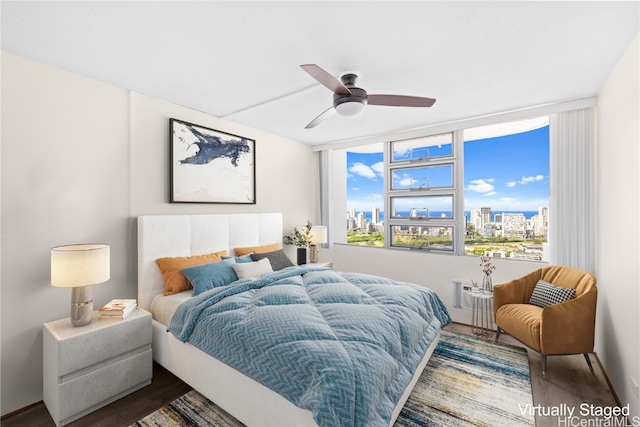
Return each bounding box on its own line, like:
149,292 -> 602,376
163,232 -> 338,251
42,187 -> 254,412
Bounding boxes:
352,210 -> 542,222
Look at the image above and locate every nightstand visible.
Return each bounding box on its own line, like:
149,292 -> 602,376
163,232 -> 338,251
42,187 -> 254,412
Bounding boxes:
43,308 -> 152,426
309,261 -> 333,268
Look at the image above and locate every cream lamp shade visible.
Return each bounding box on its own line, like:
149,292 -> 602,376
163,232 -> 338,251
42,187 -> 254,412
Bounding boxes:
309,226 -> 328,245
51,244 -> 110,326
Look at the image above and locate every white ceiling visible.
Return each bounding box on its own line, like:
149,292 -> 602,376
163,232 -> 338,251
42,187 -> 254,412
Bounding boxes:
1,1 -> 638,146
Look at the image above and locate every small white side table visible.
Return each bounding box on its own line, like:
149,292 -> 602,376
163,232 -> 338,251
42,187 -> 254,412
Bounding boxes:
309,261 -> 333,268
469,291 -> 494,338
43,308 -> 152,426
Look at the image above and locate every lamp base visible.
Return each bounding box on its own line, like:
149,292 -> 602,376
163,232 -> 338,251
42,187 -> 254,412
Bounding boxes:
310,245 -> 319,263
70,286 -> 93,327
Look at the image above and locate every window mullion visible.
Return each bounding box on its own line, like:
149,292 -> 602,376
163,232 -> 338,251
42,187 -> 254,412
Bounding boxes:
383,140 -> 391,249
454,129 -> 465,255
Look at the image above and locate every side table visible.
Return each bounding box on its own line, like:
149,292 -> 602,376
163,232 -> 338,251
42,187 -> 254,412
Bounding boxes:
309,261 -> 333,268
469,291 -> 495,338
43,308 -> 152,426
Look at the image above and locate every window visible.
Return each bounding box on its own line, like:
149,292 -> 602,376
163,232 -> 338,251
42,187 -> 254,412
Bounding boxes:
463,117 -> 549,260
346,143 -> 384,247
340,116 -> 550,260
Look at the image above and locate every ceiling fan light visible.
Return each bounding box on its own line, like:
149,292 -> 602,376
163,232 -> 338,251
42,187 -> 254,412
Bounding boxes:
335,101 -> 366,117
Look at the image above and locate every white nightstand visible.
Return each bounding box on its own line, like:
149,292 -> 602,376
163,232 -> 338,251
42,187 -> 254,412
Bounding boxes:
43,308 -> 152,426
309,261 -> 333,268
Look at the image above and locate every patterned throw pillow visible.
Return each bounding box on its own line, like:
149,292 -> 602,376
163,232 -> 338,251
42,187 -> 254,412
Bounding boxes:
529,279 -> 576,307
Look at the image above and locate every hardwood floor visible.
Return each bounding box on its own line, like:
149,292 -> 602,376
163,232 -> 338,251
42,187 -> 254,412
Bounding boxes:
2,323 -> 619,427
1,363 -> 191,427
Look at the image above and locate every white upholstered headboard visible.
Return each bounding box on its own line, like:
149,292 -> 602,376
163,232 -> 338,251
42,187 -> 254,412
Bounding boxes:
137,213 -> 283,311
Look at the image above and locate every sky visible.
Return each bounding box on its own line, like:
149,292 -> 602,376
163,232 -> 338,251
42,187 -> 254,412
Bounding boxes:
347,124 -> 550,214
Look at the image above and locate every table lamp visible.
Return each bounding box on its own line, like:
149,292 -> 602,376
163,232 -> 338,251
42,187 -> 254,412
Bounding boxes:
51,244 -> 110,326
309,226 -> 327,263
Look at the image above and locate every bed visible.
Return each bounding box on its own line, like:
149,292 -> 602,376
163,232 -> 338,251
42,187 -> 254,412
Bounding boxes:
138,213 -> 450,426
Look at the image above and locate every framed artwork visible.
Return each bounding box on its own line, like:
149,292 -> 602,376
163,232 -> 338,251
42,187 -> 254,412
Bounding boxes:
170,118 -> 256,204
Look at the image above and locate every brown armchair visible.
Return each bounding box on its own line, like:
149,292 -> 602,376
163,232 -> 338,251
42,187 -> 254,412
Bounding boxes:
493,265 -> 597,379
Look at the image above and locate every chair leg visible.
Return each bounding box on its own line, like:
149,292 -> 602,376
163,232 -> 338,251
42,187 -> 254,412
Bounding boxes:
541,355 -> 547,380
495,327 -> 501,342
584,353 -> 595,374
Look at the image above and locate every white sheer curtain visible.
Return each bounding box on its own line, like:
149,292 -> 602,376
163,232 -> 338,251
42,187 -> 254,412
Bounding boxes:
549,108 -> 595,272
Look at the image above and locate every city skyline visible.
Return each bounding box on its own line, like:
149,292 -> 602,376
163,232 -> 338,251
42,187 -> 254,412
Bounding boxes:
347,124 -> 550,213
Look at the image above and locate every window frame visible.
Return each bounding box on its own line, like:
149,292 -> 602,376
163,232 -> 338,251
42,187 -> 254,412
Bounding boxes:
385,131 -> 465,254
321,98 -> 596,259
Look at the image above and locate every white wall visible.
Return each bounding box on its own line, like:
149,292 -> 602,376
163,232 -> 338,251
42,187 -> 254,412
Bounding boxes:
0,52 -> 317,415
324,244 -> 540,323
595,35 -> 640,417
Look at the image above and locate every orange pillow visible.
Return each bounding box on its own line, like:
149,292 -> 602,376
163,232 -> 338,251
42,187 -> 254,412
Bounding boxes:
156,250 -> 228,295
234,243 -> 281,257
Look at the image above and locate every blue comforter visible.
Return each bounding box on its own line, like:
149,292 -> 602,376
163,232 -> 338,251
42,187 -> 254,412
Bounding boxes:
168,266 -> 451,427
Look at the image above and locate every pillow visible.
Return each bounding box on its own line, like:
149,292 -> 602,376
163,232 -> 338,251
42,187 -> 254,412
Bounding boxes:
235,243 -> 281,257
182,258 -> 238,296
250,249 -> 294,271
232,258 -> 273,279
156,251 -> 226,295
222,253 -> 254,263
529,279 -> 576,308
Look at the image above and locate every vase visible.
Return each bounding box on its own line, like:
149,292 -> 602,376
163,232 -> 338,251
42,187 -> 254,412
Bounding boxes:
482,274 -> 493,293
296,247 -> 307,265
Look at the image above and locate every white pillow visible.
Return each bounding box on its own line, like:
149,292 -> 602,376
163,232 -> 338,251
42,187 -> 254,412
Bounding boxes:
232,257 -> 273,279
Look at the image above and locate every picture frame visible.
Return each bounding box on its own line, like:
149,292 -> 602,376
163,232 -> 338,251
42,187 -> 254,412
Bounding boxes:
170,118 -> 256,204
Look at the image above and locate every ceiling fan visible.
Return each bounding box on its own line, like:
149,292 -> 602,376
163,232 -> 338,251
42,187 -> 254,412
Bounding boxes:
300,64 -> 436,129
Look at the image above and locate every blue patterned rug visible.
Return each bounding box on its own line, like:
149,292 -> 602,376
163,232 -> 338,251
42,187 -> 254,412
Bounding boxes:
132,329 -> 534,426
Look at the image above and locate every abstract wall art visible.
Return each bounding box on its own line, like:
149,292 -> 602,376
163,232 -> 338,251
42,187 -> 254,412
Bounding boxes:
170,118 -> 256,203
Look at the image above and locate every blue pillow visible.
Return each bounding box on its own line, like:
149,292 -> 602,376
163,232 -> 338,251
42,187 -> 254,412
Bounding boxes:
221,253 -> 254,263
182,258 -> 238,296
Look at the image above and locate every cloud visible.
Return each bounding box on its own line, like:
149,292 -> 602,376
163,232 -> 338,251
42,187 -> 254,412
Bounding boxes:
506,181 -> 517,188
484,191 -> 497,197
352,187 -> 360,191
468,178 -> 495,194
371,162 -> 384,175
519,175 -> 544,185
397,175 -> 413,187
349,162 -> 377,179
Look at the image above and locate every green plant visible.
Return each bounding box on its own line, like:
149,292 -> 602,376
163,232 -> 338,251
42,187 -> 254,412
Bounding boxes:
283,221 -> 313,248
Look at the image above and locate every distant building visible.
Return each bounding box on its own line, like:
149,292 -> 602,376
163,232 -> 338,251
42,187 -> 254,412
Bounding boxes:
502,213 -> 526,238
373,207 -> 380,224
480,207 -> 492,228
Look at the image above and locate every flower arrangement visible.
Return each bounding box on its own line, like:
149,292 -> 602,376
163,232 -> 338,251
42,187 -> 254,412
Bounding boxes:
283,221 -> 313,248
480,255 -> 496,276
479,255 -> 495,292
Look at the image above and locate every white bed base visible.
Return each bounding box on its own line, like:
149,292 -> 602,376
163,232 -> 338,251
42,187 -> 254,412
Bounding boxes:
138,213 -> 439,426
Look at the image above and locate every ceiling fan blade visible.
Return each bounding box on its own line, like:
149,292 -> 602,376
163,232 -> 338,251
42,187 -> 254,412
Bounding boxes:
300,64 -> 351,96
305,106 -> 336,129
367,94 -> 436,107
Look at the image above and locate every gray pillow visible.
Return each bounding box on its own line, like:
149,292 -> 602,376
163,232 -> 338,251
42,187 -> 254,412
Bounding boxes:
250,249 -> 294,271
529,279 -> 576,307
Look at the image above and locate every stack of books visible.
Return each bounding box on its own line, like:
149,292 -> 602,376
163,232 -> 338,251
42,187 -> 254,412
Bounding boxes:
98,299 -> 137,320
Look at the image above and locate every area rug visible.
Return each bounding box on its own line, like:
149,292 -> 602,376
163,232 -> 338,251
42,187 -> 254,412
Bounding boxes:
131,330 -> 534,427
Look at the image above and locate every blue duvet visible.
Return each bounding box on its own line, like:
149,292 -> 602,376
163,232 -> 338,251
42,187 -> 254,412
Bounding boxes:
168,266 -> 451,427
